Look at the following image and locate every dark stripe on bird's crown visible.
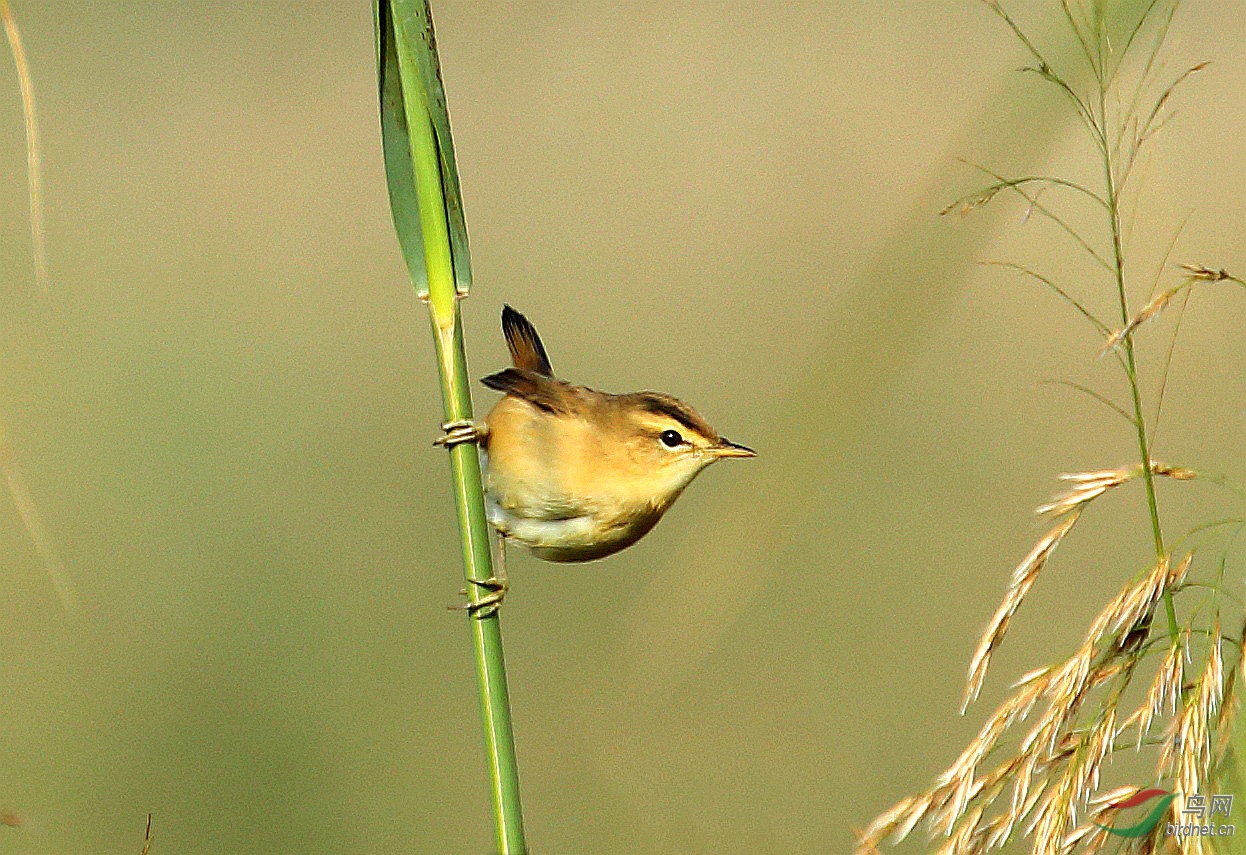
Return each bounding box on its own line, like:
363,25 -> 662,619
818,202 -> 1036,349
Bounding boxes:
629,392 -> 716,438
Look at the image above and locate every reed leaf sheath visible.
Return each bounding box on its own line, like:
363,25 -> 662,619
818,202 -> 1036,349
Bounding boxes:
375,2 -> 527,851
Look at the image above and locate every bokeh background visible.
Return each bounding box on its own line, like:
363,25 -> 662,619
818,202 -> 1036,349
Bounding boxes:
1,2 -> 1244,853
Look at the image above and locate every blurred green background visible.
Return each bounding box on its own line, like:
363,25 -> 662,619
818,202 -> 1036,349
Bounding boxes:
1,2 -> 1244,853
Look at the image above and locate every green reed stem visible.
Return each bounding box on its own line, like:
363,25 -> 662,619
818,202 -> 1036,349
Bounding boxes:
378,2 -> 527,851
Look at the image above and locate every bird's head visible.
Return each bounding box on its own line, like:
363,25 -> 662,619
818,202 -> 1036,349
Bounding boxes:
609,391 -> 756,508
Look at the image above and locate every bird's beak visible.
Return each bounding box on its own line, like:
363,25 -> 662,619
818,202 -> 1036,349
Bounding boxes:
712,438 -> 757,459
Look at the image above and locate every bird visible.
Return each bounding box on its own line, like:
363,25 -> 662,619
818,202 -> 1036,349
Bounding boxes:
437,305 -> 755,614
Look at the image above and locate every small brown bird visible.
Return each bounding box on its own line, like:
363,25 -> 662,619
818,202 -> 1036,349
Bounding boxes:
439,306 -> 755,611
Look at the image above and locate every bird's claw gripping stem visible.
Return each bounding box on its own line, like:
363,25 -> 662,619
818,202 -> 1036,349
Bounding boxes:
449,576 -> 508,619
433,419 -> 487,448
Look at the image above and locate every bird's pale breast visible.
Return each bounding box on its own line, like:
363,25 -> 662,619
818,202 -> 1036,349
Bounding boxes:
482,396 -> 666,561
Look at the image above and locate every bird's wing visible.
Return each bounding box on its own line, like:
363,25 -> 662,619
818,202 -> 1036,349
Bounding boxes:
480,367 -> 571,414
501,305 -> 554,376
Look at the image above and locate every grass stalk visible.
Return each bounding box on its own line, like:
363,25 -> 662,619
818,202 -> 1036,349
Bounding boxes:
858,3 -> 1245,851
375,2 -> 527,851
1097,65 -> 1178,644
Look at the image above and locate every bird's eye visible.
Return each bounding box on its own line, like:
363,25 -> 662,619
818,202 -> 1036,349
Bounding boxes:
660,429 -> 683,448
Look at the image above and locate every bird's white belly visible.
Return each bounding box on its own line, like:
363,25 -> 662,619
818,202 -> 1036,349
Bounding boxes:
481,448 -> 662,562
485,495 -> 596,548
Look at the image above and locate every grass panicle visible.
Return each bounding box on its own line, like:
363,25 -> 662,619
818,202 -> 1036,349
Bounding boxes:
858,2 -> 1244,852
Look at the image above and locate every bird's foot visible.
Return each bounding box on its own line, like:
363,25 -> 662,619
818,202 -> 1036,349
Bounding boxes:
449,576 -> 509,619
433,419 -> 488,448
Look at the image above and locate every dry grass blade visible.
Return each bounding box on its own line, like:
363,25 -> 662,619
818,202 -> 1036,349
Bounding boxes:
1077,708 -> 1116,799
1138,61 -> 1210,146
850,831 -> 884,855
1103,282 -> 1191,351
1212,626 -> 1245,762
1118,594 -> 1183,753
1160,633 -> 1223,804
869,550 -> 1208,854
955,161 -> 1113,271
1038,380 -> 1135,427
1151,280 -> 1192,442
1088,785 -> 1139,811
855,796 -> 917,847
981,261 -> 1111,337
1179,263 -> 1245,286
1058,0 -> 1099,81
864,4 -> 1244,854
1038,462 -> 1195,517
1029,767 -> 1075,855
1110,0 -> 1168,90
1115,0 -> 1179,164
1085,555 -> 1172,644
0,0 -> 46,290
0,429 -> 78,615
941,175 -> 1107,217
1020,643 -> 1096,760
1104,265 -> 1245,352
942,183 -> 1005,217
1119,58 -> 1210,188
963,511 -> 1083,710
1038,466 -> 1139,517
